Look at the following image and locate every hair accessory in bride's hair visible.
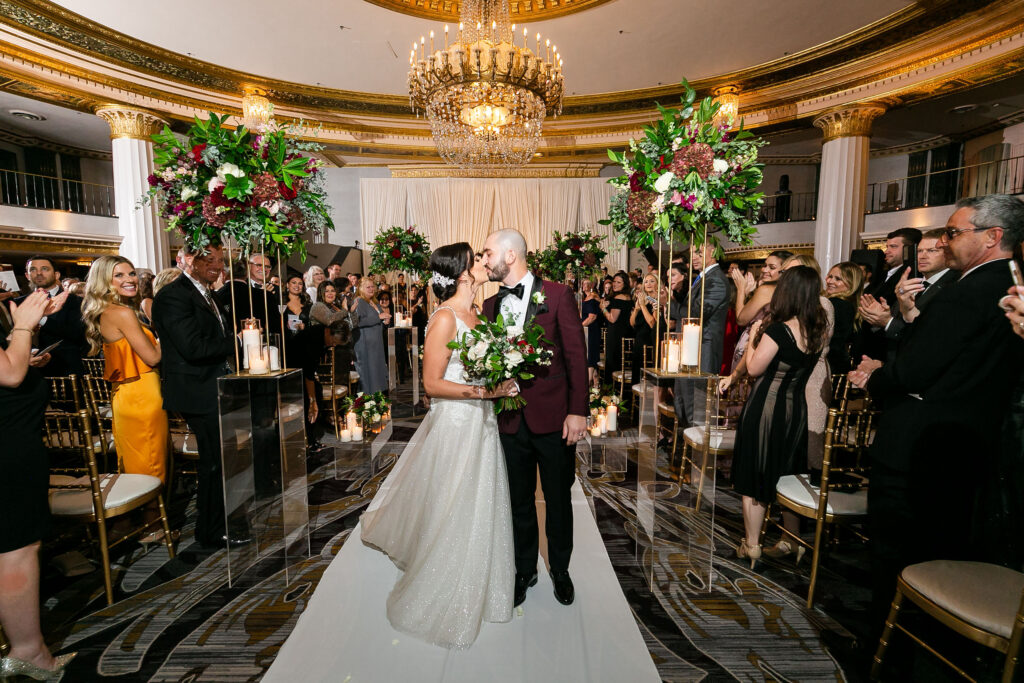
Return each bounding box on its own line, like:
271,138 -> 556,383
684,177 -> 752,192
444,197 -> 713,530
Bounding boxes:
431,271 -> 455,288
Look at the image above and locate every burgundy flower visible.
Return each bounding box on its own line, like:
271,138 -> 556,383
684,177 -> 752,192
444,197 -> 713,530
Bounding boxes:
628,171 -> 647,193
201,195 -> 229,227
671,142 -> 715,180
391,247 -> 402,259
278,182 -> 298,201
190,144 -> 207,163
147,173 -> 159,187
582,251 -> 597,267
406,227 -> 414,234
626,191 -> 657,231
657,155 -> 670,172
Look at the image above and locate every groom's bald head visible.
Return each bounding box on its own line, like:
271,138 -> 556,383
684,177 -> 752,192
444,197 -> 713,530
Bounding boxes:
483,229 -> 528,285
490,229 -> 527,261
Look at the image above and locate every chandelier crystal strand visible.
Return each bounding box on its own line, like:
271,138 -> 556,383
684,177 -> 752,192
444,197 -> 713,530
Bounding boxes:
408,0 -> 564,170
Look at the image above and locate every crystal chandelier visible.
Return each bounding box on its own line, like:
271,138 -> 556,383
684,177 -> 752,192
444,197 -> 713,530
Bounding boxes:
408,0 -> 564,170
241,89 -> 275,132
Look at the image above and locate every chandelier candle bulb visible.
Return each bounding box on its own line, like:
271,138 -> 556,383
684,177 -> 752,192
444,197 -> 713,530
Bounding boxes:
430,30 -> 434,53
444,24 -> 448,48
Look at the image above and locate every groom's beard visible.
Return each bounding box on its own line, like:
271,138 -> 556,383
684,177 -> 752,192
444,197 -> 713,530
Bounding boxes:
487,261 -> 509,283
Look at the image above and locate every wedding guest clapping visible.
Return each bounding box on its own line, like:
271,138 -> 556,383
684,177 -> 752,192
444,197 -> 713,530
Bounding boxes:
352,277 -> 389,394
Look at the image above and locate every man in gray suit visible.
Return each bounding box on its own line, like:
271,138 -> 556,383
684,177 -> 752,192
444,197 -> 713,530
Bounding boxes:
670,243 -> 729,424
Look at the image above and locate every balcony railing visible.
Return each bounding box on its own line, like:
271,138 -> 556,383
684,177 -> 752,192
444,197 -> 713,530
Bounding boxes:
754,191 -> 817,223
0,168 -> 115,217
866,155 -> 1024,215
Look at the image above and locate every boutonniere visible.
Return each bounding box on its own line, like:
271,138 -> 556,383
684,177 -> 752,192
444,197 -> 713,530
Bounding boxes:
532,291 -> 546,305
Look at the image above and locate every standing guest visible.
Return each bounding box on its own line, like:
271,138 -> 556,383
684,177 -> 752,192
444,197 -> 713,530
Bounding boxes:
880,228 -> 959,342
600,276 -> 613,301
627,271 -> 639,292
0,290 -> 75,681
580,278 -> 603,385
304,265 -> 325,302
598,271 -> 633,387
822,261 -> 864,374
730,251 -> 791,369
15,255 -> 87,376
153,267 -> 182,296
858,228 -> 922,360
629,273 -> 665,397
850,195 -> 1024,626
325,262 -> 344,289
352,277 -> 390,394
82,256 -> 168,483
409,283 -> 428,345
216,252 -> 281,336
137,269 -> 156,324
378,289 -> 409,384
269,275 -> 281,290
283,274 -> 310,341
725,267 -> 828,567
152,244 -> 240,548
670,243 -> 729,424
283,274 -> 322,449
347,272 -> 361,291
310,281 -> 354,348
175,247 -> 189,271
393,273 -> 408,303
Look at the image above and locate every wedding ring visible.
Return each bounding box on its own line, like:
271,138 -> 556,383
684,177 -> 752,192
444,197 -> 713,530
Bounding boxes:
1019,321 -> 1024,329
898,287 -> 904,294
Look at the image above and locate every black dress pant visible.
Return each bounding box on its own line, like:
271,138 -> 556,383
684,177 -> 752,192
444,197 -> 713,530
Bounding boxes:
500,419 -> 575,575
182,411 -> 227,547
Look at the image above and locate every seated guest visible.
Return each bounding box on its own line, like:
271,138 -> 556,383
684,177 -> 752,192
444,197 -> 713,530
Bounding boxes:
0,290 -> 75,680
725,266 -> 828,567
15,255 -> 87,376
822,261 -> 864,373
304,265 -> 325,303
598,271 -> 632,387
352,277 -> 390,394
882,228 -> 959,341
850,195 -> 1024,627
152,243 -> 239,548
580,278 -> 603,385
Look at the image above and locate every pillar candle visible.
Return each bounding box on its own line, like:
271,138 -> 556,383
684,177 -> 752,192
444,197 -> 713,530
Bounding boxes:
590,423 -> 601,437
666,340 -> 681,373
241,328 -> 261,369
606,404 -> 618,431
248,347 -> 269,375
682,323 -> 701,367
352,426 -> 363,442
269,346 -> 280,371
599,412 -> 608,435
346,412 -> 357,431
340,428 -> 351,442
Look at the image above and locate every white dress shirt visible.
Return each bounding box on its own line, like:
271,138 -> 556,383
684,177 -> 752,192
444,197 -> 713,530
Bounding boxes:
499,271 -> 535,329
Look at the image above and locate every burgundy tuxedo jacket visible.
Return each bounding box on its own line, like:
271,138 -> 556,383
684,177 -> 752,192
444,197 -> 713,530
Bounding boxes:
483,278 -> 588,436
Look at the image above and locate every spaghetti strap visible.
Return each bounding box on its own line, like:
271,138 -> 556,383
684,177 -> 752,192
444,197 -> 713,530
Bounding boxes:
425,305 -> 459,339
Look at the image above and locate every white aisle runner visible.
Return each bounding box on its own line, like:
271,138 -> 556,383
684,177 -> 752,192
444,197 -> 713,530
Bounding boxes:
264,477 -> 660,682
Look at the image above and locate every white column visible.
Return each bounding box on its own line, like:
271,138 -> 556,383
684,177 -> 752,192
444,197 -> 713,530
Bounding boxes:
812,104 -> 886,269
95,105 -> 170,271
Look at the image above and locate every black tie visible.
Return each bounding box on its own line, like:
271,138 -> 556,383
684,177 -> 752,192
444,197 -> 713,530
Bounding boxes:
500,283 -> 525,299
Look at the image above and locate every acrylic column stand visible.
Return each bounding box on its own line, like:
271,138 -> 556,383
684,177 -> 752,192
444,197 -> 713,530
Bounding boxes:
218,368 -> 310,586
387,326 -> 420,405
635,368 -> 719,593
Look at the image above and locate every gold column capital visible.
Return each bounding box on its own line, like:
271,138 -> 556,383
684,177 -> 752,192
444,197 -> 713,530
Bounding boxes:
93,104 -> 167,140
813,103 -> 887,144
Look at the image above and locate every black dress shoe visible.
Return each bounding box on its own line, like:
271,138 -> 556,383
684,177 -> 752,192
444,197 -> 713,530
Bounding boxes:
513,571 -> 537,607
550,570 -> 575,605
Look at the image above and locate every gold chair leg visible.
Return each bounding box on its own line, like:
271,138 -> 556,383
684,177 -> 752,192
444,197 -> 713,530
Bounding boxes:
871,588 -> 905,680
695,443 -> 708,513
1003,607 -> 1024,683
806,512 -> 828,608
158,494 -> 176,560
96,517 -> 114,605
670,417 -> 679,466
759,503 -> 772,547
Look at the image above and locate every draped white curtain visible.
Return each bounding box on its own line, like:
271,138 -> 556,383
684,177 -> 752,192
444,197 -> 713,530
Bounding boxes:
360,178 -> 623,273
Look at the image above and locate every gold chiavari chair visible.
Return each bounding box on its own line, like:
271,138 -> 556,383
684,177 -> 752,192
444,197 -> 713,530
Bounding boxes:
596,327 -> 608,376
167,413 -> 198,503
629,345 -> 654,423
772,406 -> 874,608
81,374 -> 115,471
872,563 -> 1024,682
317,346 -> 349,440
46,375 -> 83,413
677,377 -> 752,485
611,338 -> 634,403
46,410 -> 175,605
81,357 -> 105,377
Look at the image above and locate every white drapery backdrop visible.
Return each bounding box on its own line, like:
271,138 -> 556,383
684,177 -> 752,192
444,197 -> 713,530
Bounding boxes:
359,178 -> 624,277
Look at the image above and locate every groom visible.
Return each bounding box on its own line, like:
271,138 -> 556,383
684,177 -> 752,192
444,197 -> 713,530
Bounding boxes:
482,229 -> 589,607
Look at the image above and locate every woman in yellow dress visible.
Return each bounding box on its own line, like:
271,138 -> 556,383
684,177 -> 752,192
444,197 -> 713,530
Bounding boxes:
83,256 -> 169,501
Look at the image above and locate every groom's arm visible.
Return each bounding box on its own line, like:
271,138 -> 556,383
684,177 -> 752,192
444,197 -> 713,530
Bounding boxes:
555,285 -> 588,418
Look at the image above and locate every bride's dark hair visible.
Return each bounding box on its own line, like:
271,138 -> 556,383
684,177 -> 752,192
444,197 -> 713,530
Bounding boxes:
428,242 -> 473,300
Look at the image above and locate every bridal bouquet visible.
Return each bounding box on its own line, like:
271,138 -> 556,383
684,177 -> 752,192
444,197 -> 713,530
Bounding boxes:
448,315 -> 553,414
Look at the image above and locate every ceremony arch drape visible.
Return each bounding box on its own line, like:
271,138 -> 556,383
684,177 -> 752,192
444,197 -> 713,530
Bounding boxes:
359,178 -> 624,276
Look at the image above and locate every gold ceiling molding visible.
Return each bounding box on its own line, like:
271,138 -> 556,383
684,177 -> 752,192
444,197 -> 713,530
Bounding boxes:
813,103 -> 887,143
0,228 -> 120,255
721,243 -> 815,261
93,104 -> 167,140
388,162 -> 603,177
362,0 -> 616,21
0,125 -> 111,160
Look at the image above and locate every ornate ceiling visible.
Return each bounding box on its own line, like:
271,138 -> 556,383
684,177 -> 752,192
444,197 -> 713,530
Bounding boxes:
0,0 -> 1022,167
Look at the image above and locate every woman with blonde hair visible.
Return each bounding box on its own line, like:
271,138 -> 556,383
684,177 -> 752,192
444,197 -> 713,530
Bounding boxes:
152,267 -> 182,296
351,276 -> 390,394
83,256 -> 169,490
823,261 -> 864,374
304,265 -> 325,302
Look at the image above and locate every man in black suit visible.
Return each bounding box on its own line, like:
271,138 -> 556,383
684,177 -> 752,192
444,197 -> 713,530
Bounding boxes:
670,244 -> 728,424
152,244 -> 238,548
850,195 -> 1024,626
875,228 -> 959,342
858,228 -> 922,362
14,256 -> 86,376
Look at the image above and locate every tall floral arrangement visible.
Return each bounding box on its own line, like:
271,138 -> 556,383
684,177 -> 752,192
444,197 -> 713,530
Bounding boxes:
144,112 -> 333,258
601,80 -> 766,250
368,225 -> 431,278
527,231 -> 606,282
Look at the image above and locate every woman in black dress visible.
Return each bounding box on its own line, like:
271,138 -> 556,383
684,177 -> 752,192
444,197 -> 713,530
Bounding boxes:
579,278 -> 603,385
598,271 -> 633,387
823,261 -> 864,374
0,290 -> 77,679
723,266 -> 829,567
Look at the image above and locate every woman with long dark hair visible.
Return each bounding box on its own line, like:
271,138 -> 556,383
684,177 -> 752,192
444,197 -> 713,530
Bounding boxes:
599,271 -> 633,387
724,266 -> 829,567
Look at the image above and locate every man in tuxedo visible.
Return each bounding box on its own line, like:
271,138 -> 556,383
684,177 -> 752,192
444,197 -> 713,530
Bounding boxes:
481,229 -> 588,608
669,243 -> 729,424
858,228 -> 922,361
875,228 -> 959,342
850,195 -> 1024,626
216,251 -> 281,337
152,243 -> 240,548
14,256 -> 86,376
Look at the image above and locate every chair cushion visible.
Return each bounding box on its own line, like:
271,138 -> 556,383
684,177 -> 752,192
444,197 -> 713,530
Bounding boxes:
98,404 -> 112,419
776,473 -> 867,516
612,371 -> 632,382
49,473 -> 162,516
171,432 -> 199,455
683,425 -> 735,451
902,560 -> 1024,640
349,371 -> 360,382
322,385 -> 348,400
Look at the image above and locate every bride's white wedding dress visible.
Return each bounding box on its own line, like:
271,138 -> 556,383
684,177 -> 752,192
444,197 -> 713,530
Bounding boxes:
360,306 -> 514,649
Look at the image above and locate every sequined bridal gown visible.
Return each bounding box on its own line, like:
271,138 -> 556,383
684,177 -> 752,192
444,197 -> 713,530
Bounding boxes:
360,306 -> 514,649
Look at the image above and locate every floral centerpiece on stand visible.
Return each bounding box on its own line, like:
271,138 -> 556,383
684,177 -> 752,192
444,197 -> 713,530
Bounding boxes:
588,385 -> 621,415
448,315 -> 554,414
600,80 -> 766,250
368,226 -> 431,279
144,112 -> 333,258
527,231 -> 606,283
345,391 -> 392,428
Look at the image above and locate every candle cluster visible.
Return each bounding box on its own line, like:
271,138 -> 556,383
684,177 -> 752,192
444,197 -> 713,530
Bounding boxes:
661,326 -> 701,373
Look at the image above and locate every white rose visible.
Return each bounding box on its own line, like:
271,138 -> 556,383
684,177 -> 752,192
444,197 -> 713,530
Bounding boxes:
564,249 -> 573,256
654,171 -> 675,193
261,200 -> 281,215
207,176 -> 225,194
506,350 -> 524,367
467,340 -> 489,360
712,158 -> 730,174
216,163 -> 245,180
652,196 -> 665,214
181,186 -> 197,201
507,325 -> 524,337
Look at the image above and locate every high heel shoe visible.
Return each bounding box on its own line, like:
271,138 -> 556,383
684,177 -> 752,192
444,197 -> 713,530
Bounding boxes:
0,652 -> 76,681
763,539 -> 807,565
736,538 -> 762,569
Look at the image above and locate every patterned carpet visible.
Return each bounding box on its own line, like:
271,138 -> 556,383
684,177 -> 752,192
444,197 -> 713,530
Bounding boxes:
34,385 -> 982,682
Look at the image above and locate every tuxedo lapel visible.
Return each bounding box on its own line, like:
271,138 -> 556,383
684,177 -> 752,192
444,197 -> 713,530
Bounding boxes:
916,270 -> 958,311
524,277 -> 545,323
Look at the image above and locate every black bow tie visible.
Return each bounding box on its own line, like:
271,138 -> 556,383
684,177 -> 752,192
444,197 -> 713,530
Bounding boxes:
499,283 -> 525,300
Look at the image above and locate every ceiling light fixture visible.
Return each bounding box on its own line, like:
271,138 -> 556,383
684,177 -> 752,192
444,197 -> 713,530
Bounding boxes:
408,0 -> 564,170
8,110 -> 45,121
712,86 -> 740,129
241,88 -> 275,131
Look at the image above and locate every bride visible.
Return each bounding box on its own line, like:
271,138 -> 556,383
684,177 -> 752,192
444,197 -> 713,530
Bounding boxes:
360,242 -> 519,649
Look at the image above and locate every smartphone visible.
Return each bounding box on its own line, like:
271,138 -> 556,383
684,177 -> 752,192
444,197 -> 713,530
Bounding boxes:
903,244 -> 920,280
1011,260 -> 1024,298
32,340 -> 61,357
